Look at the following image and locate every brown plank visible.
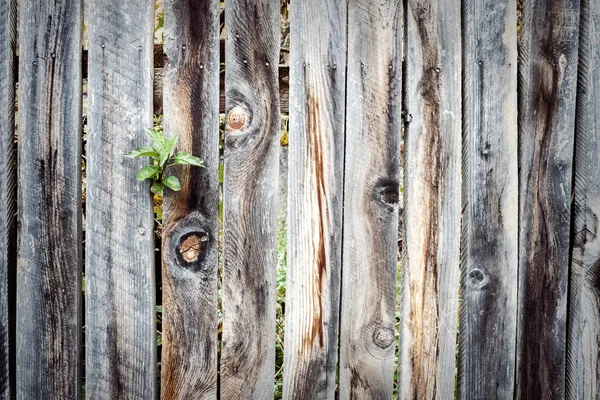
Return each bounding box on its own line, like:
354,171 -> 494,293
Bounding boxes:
516,0 -> 580,398
16,0 -> 83,398
458,0 -> 519,398
85,0 -> 156,397
338,0 -> 403,398
281,0 -> 346,398
0,0 -> 16,397
219,0 -> 280,398
399,0 -> 461,398
160,0 -> 220,398
566,0 -> 600,397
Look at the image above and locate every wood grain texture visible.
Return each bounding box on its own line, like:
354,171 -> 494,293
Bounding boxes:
399,0 -> 461,398
0,0 -> 16,397
161,0 -> 220,398
220,0 -> 280,398
567,0 -> 600,398
16,0 -> 82,398
85,0 -> 156,398
153,67 -> 289,115
338,1 -> 402,398
281,1 -> 346,398
516,0 -> 580,398
459,0 -> 518,398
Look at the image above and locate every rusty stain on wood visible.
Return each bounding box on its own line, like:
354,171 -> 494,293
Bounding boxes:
400,0 -> 461,397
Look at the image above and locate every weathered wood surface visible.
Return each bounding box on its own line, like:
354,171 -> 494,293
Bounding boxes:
220,0 -> 280,398
281,0 -> 346,398
517,0 -> 580,398
399,0 -> 461,398
85,0 -> 156,398
338,1 -> 402,398
16,0 -> 83,398
459,0 -> 518,398
567,0 -> 600,397
160,0 -> 220,398
0,0 -> 16,397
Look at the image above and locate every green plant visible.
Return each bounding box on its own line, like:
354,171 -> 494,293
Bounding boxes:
125,128 -> 204,195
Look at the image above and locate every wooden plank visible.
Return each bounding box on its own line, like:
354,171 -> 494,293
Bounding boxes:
219,0 -> 280,397
85,0 -> 156,398
0,0 -> 16,397
567,0 -> 600,397
338,1 -> 402,398
16,0 -> 83,398
458,0 -> 518,398
160,0 -> 220,398
281,0 -> 346,398
516,0 -> 580,398
399,0 -> 461,398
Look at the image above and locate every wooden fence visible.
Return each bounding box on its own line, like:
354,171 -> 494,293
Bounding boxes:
0,0 -> 599,399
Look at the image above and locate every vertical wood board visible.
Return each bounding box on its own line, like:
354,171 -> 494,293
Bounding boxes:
85,0 -> 156,397
400,0 -> 461,398
220,0 -> 280,398
567,0 -> 600,398
338,0 -> 403,398
161,0 -> 220,398
459,0 -> 518,398
517,0 -> 580,398
281,0 -> 346,398
0,0 -> 16,397
16,0 -> 83,398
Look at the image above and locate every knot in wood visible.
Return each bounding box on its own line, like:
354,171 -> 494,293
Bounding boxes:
372,326 -> 394,349
227,106 -> 247,132
364,322 -> 395,359
376,179 -> 400,208
468,268 -> 487,288
180,233 -> 208,263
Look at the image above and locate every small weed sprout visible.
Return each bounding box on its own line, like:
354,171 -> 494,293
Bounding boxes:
125,128 -> 204,196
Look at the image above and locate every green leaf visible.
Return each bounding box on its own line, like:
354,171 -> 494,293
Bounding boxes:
160,134 -> 179,166
151,181 -> 164,195
163,175 -> 181,191
172,152 -> 204,167
136,165 -> 160,181
145,128 -> 168,152
124,146 -> 159,159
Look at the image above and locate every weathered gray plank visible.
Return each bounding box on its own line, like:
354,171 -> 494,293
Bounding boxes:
0,0 -> 16,397
160,0 -> 220,398
567,0 -> 600,398
281,0 -> 346,398
219,0 -> 280,398
16,0 -> 83,398
399,0 -> 461,398
458,0 -> 518,398
85,0 -> 156,398
338,1 -> 402,398
516,0 -> 580,398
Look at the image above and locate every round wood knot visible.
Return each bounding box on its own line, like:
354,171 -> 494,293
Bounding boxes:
372,326 -> 394,349
375,179 -> 400,208
227,106 -> 247,132
179,233 -> 208,263
364,322 -> 395,359
468,268 -> 488,289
